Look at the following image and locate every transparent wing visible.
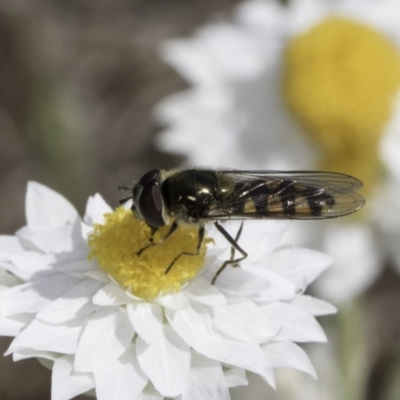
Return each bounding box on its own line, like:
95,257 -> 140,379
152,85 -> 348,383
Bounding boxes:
202,170 -> 365,221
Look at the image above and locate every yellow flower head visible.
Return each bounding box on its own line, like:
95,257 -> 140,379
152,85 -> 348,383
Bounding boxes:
284,17 -> 400,191
88,207 -> 210,300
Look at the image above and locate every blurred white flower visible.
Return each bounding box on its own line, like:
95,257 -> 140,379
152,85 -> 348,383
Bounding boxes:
0,182 -> 335,400
155,0 -> 400,303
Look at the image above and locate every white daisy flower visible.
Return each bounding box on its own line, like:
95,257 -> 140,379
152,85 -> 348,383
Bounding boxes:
154,0 -> 400,303
0,181 -> 335,400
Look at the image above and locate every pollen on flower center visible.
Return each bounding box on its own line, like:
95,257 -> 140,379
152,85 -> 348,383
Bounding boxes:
284,17 -> 400,191
88,207 -> 209,300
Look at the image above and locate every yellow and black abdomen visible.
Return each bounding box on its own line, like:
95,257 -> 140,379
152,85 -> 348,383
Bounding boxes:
206,176 -> 353,221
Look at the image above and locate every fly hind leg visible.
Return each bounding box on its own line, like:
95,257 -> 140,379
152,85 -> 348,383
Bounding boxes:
164,225 -> 205,274
212,222 -> 247,285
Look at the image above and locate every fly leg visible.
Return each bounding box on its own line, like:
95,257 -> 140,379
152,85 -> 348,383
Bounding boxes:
137,221 -> 178,256
148,226 -> 158,244
164,225 -> 205,274
212,222 -> 247,285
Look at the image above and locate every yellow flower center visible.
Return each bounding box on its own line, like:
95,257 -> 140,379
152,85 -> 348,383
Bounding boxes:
284,17 -> 400,191
88,207 -> 209,300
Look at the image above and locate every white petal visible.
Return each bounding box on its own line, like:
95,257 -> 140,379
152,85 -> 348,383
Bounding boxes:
0,267 -> 22,288
165,303 -> 230,361
381,105 -> 400,181
94,344 -> 148,400
16,223 -> 85,254
241,265 -> 297,302
224,368 -> 248,388
223,339 -> 275,388
81,223 -> 94,240
84,193 -> 112,225
182,351 -> 230,400
8,253 -> 55,280
54,259 -> 95,275
26,182 -> 79,227
0,235 -> 25,261
92,283 -> 131,306
213,301 -> 276,343
184,277 -> 227,307
1,274 -> 81,317
6,317 -> 84,354
56,248 -> 89,264
13,348 -> 58,361
136,386 -> 164,400
156,123 -> 241,167
356,0 -> 400,40
208,265 -> 268,296
0,314 -> 32,336
0,262 -> 27,282
267,248 -> 332,290
236,0 -> 286,31
217,220 -> 288,264
290,295 -> 337,316
125,290 -> 145,302
197,23 -> 269,79
136,324 -> 190,397
162,39 -> 220,85
74,307 -> 135,372
127,302 -> 163,344
155,87 -> 231,126
262,302 -> 326,342
156,291 -> 188,310
38,356 -> 54,370
84,270 -> 110,282
37,279 -> 104,323
317,223 -> 382,303
288,0 -> 328,35
262,341 -> 316,378
52,355 -> 95,400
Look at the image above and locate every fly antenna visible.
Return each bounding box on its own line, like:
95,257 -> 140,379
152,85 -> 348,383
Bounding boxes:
118,176 -> 134,204
118,176 -> 131,192
119,196 -> 132,205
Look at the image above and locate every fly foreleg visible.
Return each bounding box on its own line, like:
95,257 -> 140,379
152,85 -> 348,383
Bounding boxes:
137,221 -> 178,256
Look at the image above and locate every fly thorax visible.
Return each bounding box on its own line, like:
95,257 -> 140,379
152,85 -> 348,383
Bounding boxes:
161,170 -> 218,221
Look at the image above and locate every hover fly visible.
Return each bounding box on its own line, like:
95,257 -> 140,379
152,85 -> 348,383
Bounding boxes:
119,169 -> 365,283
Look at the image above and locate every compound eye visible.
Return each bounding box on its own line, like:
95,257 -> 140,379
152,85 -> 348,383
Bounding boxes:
137,170 -> 164,228
138,185 -> 164,227
139,169 -> 160,186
